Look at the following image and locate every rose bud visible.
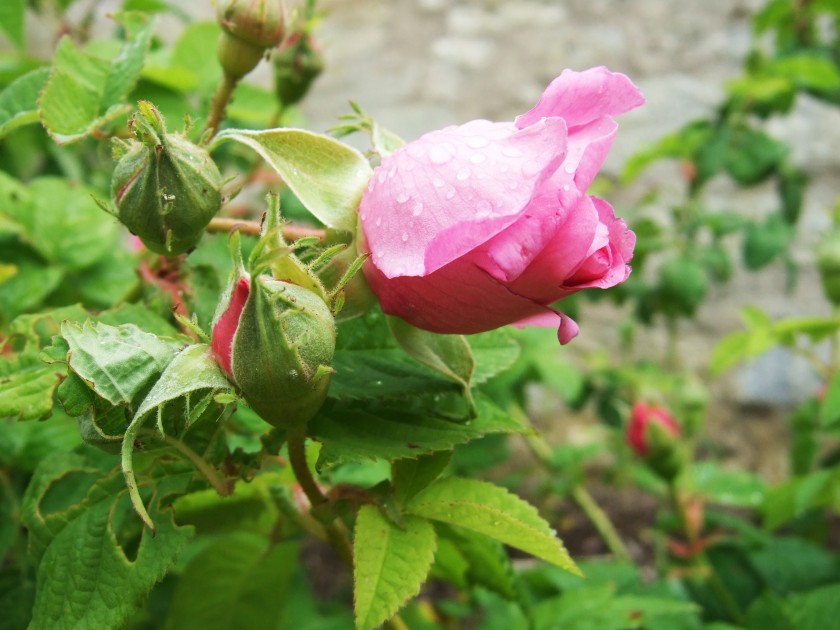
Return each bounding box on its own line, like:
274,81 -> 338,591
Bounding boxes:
627,402 -> 684,480
359,67 -> 644,344
111,102 -> 222,256
211,273 -> 336,430
217,0 -> 286,79
817,228 -> 840,306
273,30 -> 324,107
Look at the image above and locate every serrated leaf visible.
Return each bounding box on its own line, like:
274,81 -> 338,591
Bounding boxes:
0,353 -> 63,421
354,506 -> 436,630
789,583 -> 840,630
438,524 -> 519,600
9,177 -> 121,269
163,533 -> 297,630
61,320 -> 180,408
405,477 -> 579,574
133,344 -> 232,421
393,451 -> 452,505
24,460 -> 194,629
0,66 -> 49,139
469,329 -> 521,384
311,395 -> 526,467
39,14 -> 153,144
213,128 -> 372,233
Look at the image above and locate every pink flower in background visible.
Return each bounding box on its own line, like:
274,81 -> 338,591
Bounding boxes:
626,402 -> 682,457
359,66 -> 644,343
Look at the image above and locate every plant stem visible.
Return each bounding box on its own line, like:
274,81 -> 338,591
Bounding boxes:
512,404 -> 631,561
206,217 -> 327,242
140,429 -> 232,497
204,72 -> 239,143
570,484 -> 631,562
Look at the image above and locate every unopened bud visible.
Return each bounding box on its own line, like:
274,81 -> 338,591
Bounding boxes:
273,31 -> 324,107
111,102 -> 222,256
212,271 -> 336,430
217,0 -> 286,79
627,402 -> 684,480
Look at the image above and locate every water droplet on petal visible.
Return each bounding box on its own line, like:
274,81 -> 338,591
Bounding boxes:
565,163 -> 576,174
467,136 -> 489,148
396,192 -> 410,204
522,161 -> 542,177
445,188 -> 456,199
562,184 -> 570,192
433,177 -> 444,188
509,181 -> 519,190
401,231 -> 408,242
499,164 -> 509,173
470,153 -> 486,164
429,144 -> 454,164
476,199 -> 492,218
502,146 -> 523,158
375,216 -> 382,226
457,167 -> 471,181
412,201 -> 424,216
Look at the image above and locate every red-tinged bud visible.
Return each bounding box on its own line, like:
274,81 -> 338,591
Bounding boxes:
627,402 -> 684,480
110,102 -> 222,256
212,276 -> 251,376
211,272 -> 336,430
217,0 -> 286,79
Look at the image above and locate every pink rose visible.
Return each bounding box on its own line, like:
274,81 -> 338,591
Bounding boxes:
359,67 -> 644,343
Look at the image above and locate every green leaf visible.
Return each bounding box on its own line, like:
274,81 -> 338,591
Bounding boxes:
163,533 -> 297,630
142,22 -> 221,94
24,461 -> 194,629
438,524 -> 519,600
820,371 -> 840,427
789,583 -> 840,630
39,14 -> 154,144
132,344 -> 231,423
61,320 -> 180,408
0,0 -> 25,48
389,316 -> 476,412
392,451 -> 452,504
0,243 -> 64,323
311,394 -> 526,467
213,128 -> 372,232
405,477 -> 580,574
723,125 -> 788,185
0,67 -> 49,139
532,582 -> 697,630
0,352 -> 63,421
354,505 -> 436,630
690,461 -> 767,508
8,177 -> 120,269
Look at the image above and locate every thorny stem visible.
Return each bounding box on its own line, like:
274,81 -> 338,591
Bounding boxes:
513,404 -> 632,561
206,217 -> 327,242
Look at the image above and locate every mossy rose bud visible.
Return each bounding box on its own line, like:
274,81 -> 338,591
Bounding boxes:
212,273 -> 336,429
111,102 -> 222,256
217,0 -> 286,79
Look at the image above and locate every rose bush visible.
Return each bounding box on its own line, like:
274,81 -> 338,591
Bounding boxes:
359,66 -> 644,343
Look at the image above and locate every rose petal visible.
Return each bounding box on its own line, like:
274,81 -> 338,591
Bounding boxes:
511,310 -> 580,344
360,118 -> 567,278
364,257 -> 554,334
515,66 -> 645,130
